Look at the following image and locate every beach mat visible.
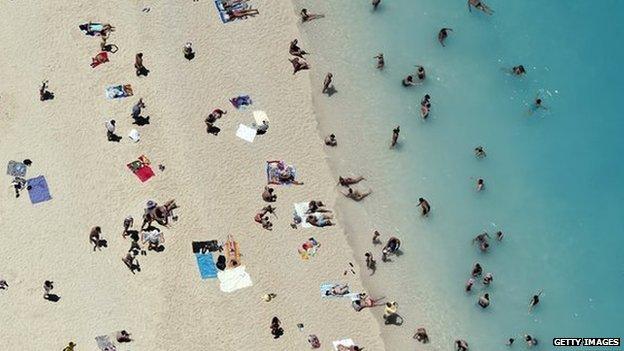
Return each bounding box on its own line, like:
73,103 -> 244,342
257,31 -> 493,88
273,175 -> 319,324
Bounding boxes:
27,175 -> 52,204
266,161 -> 297,185
195,252 -> 218,279
217,265 -> 252,293
134,165 -> 155,182
214,1 -> 253,24
95,335 -> 117,351
333,339 -> 355,351
105,84 -> 133,99
320,283 -> 359,300
294,202 -> 313,228
236,124 -> 256,143
7,161 -> 27,177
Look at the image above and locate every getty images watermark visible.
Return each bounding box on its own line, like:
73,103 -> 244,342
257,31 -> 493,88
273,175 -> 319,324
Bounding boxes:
553,338 -> 620,348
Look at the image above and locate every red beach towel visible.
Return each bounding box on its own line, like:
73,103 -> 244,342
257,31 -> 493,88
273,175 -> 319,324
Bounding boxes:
134,165 -> 155,182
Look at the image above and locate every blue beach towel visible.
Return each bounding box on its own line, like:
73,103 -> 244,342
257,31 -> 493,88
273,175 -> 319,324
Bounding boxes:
214,0 -> 251,23
27,175 -> 52,204
195,252 -> 218,279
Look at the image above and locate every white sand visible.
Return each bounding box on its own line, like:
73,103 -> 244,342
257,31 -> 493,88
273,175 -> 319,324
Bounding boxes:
0,0 -> 385,350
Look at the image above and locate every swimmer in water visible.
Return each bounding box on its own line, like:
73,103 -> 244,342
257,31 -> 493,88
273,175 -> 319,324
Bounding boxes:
465,277 -> 475,292
390,126 -> 400,148
528,290 -> 542,312
468,0 -> 493,15
512,65 -> 526,75
417,197 -> 431,216
473,232 -> 490,244
372,0 -> 381,10
476,178 -> 485,191
438,28 -> 453,47
300,8 -> 324,22
478,293 -> 490,308
529,95 -> 548,114
374,53 -> 385,69
524,334 -> 538,347
495,230 -> 504,241
474,146 -> 486,158
421,94 -> 431,119
372,230 -> 381,245
483,272 -> 493,285
402,75 -> 415,87
471,262 -> 483,277
415,65 -> 426,80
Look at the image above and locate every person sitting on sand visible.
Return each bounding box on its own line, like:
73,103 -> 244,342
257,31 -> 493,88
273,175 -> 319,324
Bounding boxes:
255,206 -> 276,230
205,108 -> 226,135
122,251 -> 141,274
43,280 -> 54,299
342,187 -> 372,201
142,199 -> 178,228
438,28 -> 453,47
268,161 -> 304,185
100,36 -> 118,53
373,53 -> 385,70
0,279 -> 9,290
62,342 -> 76,351
91,51 -> 110,68
262,186 -> 277,202
308,334 -> 321,349
123,216 -> 134,238
383,301 -> 398,320
300,8 -> 324,22
116,330 -> 132,343
11,177 -> 26,198
391,126 -> 400,148
417,197 -> 431,216
39,80 -> 54,101
289,57 -> 310,74
183,42 -> 195,60
468,0 -> 493,14
338,176 -> 365,187
326,284 -> 350,296
413,327 -> 429,343
270,317 -> 284,339
306,214 -> 334,227
476,178 -> 485,191
289,39 -> 308,59
455,339 -> 469,351
325,134 -> 337,146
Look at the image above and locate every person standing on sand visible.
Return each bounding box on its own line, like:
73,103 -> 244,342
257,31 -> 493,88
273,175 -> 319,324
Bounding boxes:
438,28 -> 453,46
62,342 -> 76,351
0,279 -> 8,290
183,42 -> 195,60
132,98 -> 146,119
43,280 -> 54,299
322,73 -> 333,94
390,126 -> 400,148
364,252 -> 376,274
372,230 -> 381,245
135,53 -> 149,76
90,226 -> 103,251
106,119 -> 120,142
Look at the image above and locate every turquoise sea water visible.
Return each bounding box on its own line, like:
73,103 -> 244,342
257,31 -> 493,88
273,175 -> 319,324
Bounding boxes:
296,0 -> 624,349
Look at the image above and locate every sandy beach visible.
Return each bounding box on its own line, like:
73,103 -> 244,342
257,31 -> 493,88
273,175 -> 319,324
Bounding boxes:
0,1 -> 385,350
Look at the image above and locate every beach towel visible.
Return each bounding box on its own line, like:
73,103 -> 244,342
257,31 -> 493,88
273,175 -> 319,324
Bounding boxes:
320,283 -> 359,300
294,202 -> 314,228
217,265 -> 253,293
128,129 -> 140,142
6,161 -> 27,177
266,161 -> 297,185
192,240 -> 221,254
333,339 -> 355,351
236,124 -> 256,143
105,84 -> 133,99
127,155 -> 154,182
214,0 -> 252,23
195,252 -> 218,279
91,52 -> 109,68
229,95 -> 252,109
253,110 -> 269,125
26,176 -> 52,204
95,335 -> 117,351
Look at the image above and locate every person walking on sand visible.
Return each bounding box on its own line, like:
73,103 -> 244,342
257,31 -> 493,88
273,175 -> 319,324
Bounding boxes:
90,226 -> 102,251
300,8 -> 324,22
43,280 -> 54,299
322,73 -> 333,94
105,119 -> 120,142
438,28 -> 453,46
62,342 -> 76,351
372,230 -> 381,244
418,197 -> 431,216
364,252 -> 376,274
123,216 -> 134,238
325,134 -> 337,146
135,53 -> 149,76
390,126 -> 400,148
374,53 -> 385,69
183,42 -> 195,60
132,98 -> 146,119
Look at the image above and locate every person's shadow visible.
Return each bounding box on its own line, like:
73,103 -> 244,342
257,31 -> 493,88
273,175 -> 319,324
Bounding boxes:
132,115 -> 150,126
98,239 -> 108,249
41,91 -> 55,101
44,294 -> 61,302
109,133 -> 122,142
324,86 -> 338,97
137,67 -> 150,77
384,313 -> 404,326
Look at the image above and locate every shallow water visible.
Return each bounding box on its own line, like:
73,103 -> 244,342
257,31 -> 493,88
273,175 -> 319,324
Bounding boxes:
296,0 -> 624,349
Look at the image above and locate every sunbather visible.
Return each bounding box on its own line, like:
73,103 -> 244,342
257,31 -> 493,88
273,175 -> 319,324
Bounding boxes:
352,293 -> 385,311
262,186 -> 277,202
39,80 -> 54,101
306,200 -> 331,213
342,187 -> 372,201
300,8 -> 324,22
227,8 -> 259,19
325,284 -> 349,296
289,39 -> 308,59
91,51 -> 109,68
289,57 -> 309,75
338,176 -> 365,186
254,206 -> 275,230
79,22 -> 115,36
306,214 -> 334,227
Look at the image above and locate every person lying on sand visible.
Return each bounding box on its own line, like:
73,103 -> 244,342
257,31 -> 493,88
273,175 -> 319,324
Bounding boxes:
306,214 -> 334,227
325,284 -> 350,296
289,39 -> 308,59
338,176 -> 365,186
307,200 -> 332,213
322,73 -> 333,94
342,187 -> 372,201
352,293 -> 385,311
300,8 -> 324,22
289,57 -> 310,74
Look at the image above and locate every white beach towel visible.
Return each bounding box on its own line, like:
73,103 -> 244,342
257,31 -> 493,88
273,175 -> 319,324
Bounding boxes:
333,339 -> 355,351
294,202 -> 313,228
217,265 -> 253,293
236,124 -> 256,143
128,129 -> 140,142
320,283 -> 359,300
253,110 -> 269,125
